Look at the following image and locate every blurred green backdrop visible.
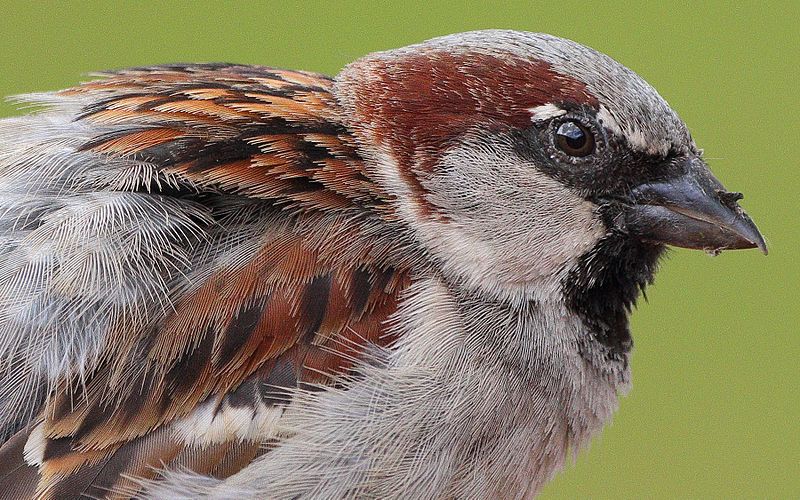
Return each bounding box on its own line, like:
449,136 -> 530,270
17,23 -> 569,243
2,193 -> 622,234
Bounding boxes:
0,1 -> 796,498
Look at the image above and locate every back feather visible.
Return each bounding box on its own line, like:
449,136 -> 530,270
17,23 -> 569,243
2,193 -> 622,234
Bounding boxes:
0,64 -> 415,498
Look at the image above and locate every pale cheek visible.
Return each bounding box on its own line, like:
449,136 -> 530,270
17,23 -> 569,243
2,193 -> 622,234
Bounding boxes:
418,145 -> 605,298
496,196 -> 604,279
418,196 -> 603,292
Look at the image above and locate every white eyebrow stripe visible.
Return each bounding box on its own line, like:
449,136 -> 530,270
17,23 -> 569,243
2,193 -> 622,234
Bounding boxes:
597,104 -> 654,153
528,103 -> 567,122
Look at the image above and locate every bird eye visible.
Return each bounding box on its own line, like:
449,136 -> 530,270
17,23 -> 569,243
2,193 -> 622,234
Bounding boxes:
554,120 -> 595,157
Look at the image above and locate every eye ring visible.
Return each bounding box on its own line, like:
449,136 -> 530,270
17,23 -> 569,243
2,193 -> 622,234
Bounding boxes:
554,120 -> 595,157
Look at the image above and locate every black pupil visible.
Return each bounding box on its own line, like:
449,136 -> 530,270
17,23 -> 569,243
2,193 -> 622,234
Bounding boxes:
557,121 -> 586,150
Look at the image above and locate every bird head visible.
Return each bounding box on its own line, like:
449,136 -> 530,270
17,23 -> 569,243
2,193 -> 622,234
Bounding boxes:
335,30 -> 766,305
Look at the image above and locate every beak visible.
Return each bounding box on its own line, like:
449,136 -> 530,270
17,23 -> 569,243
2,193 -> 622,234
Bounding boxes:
623,158 -> 767,254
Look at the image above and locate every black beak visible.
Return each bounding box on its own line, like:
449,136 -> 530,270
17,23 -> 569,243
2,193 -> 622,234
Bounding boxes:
624,158 -> 767,254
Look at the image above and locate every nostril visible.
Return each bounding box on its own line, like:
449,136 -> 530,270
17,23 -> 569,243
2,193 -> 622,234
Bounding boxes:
716,190 -> 744,209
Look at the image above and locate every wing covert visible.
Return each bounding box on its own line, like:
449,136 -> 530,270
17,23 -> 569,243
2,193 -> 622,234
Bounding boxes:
0,64 -> 411,498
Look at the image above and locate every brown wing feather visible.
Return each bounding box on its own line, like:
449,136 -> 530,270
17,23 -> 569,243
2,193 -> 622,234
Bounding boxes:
0,429 -> 39,499
71,64 -> 381,209
0,64 -> 415,498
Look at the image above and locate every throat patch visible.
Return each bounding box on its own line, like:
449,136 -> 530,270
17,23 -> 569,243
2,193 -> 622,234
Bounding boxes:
563,233 -> 664,354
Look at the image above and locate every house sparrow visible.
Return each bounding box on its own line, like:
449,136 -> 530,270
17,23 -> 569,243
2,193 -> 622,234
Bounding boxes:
0,30 -> 766,499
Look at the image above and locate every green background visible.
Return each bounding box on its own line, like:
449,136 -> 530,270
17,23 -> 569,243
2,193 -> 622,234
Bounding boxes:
0,1 -> 796,498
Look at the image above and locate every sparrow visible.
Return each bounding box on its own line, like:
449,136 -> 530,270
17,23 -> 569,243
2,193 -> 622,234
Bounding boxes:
0,30 -> 766,499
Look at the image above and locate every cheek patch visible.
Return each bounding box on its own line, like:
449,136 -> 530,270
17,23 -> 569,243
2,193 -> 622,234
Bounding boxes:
413,137 -> 606,300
